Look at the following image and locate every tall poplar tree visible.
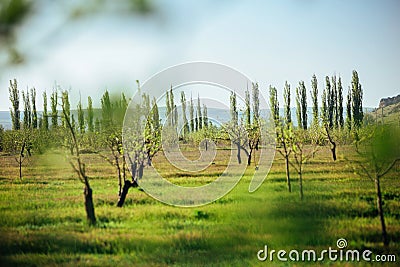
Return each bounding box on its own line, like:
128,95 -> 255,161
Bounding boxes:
9,79 -> 20,130
284,81 -> 291,126
31,88 -> 37,129
87,96 -> 94,132
346,87 -> 352,131
351,70 -> 363,128
42,92 -> 48,130
189,95 -> 194,132
311,75 -> 318,127
197,94 -> 202,130
51,91 -> 58,128
77,99 -> 85,133
337,76 -> 344,128
180,91 -> 189,136
22,89 -> 31,129
326,76 -> 334,128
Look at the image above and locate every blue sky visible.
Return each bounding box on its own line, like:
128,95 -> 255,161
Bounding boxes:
0,0 -> 399,110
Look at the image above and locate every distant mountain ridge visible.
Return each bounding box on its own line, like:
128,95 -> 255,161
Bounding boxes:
378,94 -> 400,108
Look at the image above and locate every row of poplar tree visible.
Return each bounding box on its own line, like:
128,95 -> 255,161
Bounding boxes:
269,70 -> 364,131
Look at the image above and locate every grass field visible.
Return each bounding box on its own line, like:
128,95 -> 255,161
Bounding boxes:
0,145 -> 399,266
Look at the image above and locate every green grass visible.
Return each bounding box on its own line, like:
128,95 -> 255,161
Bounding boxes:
0,146 -> 399,266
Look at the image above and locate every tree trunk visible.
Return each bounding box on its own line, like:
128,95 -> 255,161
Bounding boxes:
331,145 -> 337,161
19,157 -> 22,180
247,150 -> 252,166
285,156 -> 291,192
117,180 -> 139,207
205,140 -> 208,151
84,185 -> 96,225
299,171 -> 303,200
116,157 -> 122,196
375,176 -> 389,246
236,143 -> 241,164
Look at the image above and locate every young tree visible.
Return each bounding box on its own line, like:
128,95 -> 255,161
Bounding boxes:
351,125 -> 400,246
51,91 -> 58,128
283,81 -> 291,126
276,122 -> 293,192
42,91 -> 49,130
9,79 -> 20,130
118,93 -> 161,207
180,91 -> 189,137
87,96 -> 94,132
77,98 -> 85,134
321,86 -> 328,125
6,129 -> 31,179
31,87 -> 37,129
351,70 -> 363,129
62,97 -> 96,225
289,128 -> 319,200
311,75 -> 318,127
22,89 -> 31,129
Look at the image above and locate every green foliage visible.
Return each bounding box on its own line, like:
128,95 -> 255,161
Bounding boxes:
77,99 -> 85,134
284,81 -> 291,126
252,82 -> 260,124
101,90 -> 112,129
8,78 -> 20,130
87,96 -> 94,132
332,75 -> 338,128
197,94 -> 202,130
269,85 -> 279,126
42,91 -> 48,130
202,104 -> 208,129
0,0 -> 31,36
189,95 -> 194,132
244,89 -> 251,127
61,91 -> 70,129
296,81 -> 307,129
355,125 -> 400,177
22,89 -> 31,129
311,75 -> 318,127
180,91 -> 189,136
351,70 -> 364,129
230,91 -> 238,126
346,87 -> 352,132
30,87 -> 37,129
337,77 -> 344,128
50,91 -> 58,128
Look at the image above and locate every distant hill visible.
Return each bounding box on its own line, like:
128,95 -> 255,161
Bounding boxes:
372,95 -> 400,125
378,94 -> 400,108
